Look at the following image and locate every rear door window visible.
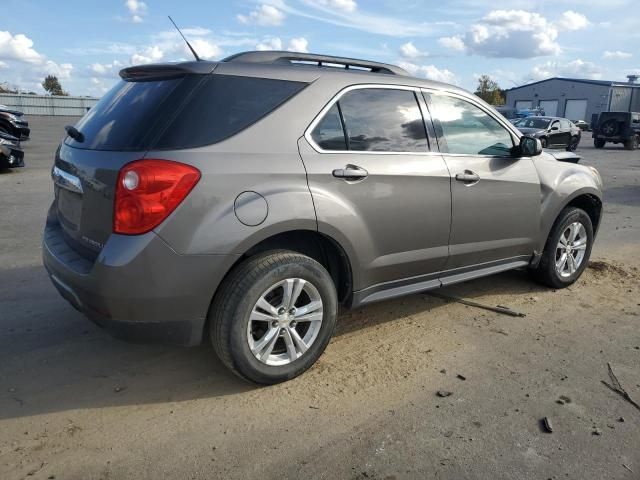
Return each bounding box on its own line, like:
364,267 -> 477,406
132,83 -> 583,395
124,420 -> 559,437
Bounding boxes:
310,104 -> 347,151
338,89 -> 428,152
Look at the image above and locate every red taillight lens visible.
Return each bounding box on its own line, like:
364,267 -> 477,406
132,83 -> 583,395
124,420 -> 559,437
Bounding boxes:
114,159 -> 201,235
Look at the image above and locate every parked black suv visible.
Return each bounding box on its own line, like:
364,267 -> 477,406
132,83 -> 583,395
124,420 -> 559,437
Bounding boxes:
593,111 -> 640,150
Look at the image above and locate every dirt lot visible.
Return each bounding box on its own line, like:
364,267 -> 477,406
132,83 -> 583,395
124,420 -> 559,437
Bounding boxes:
1,117 -> 639,480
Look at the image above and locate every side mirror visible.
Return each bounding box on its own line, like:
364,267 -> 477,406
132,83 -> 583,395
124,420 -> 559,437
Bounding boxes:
550,125 -> 559,131
519,135 -> 542,156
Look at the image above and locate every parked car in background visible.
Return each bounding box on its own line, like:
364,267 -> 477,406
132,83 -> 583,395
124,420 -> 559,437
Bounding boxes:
0,132 -> 24,168
593,111 -> 640,150
513,116 -> 582,151
0,106 -> 30,141
495,106 -> 519,121
43,51 -> 603,384
572,120 -> 590,131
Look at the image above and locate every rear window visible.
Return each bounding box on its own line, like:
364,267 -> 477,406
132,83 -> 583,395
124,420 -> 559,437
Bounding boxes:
66,74 -> 307,151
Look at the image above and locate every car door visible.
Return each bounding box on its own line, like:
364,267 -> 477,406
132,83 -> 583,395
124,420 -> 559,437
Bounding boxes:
298,85 -> 452,298
548,120 -> 562,147
558,119 -> 572,146
424,90 -> 541,277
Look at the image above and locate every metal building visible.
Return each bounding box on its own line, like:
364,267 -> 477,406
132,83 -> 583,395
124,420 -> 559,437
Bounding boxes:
504,76 -> 640,122
0,93 -> 99,116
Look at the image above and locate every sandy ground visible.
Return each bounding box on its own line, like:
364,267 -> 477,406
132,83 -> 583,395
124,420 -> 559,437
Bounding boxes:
0,117 -> 639,480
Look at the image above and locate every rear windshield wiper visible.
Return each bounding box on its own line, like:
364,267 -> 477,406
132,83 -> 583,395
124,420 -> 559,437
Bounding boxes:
65,125 -> 84,143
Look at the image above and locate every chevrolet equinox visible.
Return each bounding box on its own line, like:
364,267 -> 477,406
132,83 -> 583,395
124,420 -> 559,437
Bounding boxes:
43,51 -> 603,384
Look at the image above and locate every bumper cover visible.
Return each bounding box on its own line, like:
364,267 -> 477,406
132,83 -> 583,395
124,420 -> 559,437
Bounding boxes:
43,219 -> 238,345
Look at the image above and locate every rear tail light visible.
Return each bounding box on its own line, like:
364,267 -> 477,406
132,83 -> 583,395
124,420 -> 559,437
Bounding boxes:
114,159 -> 201,235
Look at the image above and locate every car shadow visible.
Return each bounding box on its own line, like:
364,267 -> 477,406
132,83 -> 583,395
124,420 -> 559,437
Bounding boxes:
0,265 -> 547,420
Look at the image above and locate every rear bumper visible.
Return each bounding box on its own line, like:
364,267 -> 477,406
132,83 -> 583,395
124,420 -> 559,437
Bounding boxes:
43,218 -> 238,345
9,121 -> 30,141
0,145 -> 24,168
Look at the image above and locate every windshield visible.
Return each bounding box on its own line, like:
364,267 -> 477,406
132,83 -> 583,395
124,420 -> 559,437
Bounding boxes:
515,118 -> 551,129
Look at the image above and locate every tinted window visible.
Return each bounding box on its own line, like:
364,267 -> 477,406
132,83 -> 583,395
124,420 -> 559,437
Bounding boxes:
515,117 -> 550,129
157,75 -> 306,149
338,89 -> 428,152
311,104 -> 347,150
67,77 -> 186,151
430,94 -> 514,156
66,75 -> 307,151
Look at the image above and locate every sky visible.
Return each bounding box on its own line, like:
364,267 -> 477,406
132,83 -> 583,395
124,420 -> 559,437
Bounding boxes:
0,0 -> 638,97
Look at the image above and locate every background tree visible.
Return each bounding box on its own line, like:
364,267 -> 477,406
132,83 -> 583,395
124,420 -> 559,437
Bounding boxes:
41,75 -> 68,96
474,75 -> 505,105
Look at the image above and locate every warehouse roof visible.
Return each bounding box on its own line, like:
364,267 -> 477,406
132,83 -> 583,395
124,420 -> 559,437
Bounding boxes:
505,77 -> 640,91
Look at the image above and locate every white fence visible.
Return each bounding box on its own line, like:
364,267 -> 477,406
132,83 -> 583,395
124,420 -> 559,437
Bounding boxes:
0,93 -> 100,116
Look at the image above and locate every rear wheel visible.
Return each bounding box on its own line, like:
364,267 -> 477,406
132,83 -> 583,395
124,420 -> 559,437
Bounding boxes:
209,250 -> 338,384
594,138 -> 606,149
531,207 -> 594,289
624,135 -> 639,151
566,136 -> 580,151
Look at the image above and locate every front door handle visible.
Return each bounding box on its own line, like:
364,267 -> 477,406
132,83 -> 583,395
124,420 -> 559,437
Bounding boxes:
455,170 -> 480,184
332,165 -> 368,181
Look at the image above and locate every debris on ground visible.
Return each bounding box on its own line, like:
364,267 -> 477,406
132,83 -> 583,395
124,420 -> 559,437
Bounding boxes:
436,391 -> 453,398
601,363 -> 640,412
457,374 -> 467,381
623,464 -> 633,473
114,386 -> 127,393
426,292 -> 526,318
542,417 -> 553,433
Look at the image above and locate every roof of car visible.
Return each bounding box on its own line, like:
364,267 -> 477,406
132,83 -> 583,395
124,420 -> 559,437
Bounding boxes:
119,50 -> 467,95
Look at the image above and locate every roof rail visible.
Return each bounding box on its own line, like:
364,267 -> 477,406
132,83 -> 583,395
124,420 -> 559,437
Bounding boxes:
222,51 -> 408,76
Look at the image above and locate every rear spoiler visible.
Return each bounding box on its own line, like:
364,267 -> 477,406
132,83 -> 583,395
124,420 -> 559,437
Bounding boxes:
120,61 -> 217,81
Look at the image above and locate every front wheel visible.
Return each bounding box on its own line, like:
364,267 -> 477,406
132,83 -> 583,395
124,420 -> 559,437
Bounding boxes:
540,137 -> 548,148
531,207 -> 594,289
209,251 -> 338,384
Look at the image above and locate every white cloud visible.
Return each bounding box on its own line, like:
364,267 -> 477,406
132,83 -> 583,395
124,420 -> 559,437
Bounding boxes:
89,60 -> 125,78
267,0 -> 447,37
398,61 -> 457,84
0,61 -> 7,69
0,31 -> 44,63
603,50 -> 632,59
131,45 -> 164,64
125,0 -> 147,23
555,11 -> 590,31
237,4 -> 285,26
307,0 -> 357,13
288,37 -> 309,53
438,36 -> 465,52
399,42 -> 425,59
530,59 -> 602,80
256,37 -> 283,51
449,9 -> 589,59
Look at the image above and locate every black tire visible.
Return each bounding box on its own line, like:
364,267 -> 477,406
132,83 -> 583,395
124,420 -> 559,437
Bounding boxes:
540,137 -> 548,148
594,138 -> 606,149
209,250 -> 338,384
566,136 -> 579,152
600,119 -> 619,137
624,135 -> 639,151
531,207 -> 594,289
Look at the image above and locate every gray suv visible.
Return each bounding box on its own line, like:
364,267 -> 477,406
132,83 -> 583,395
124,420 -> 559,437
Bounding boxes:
43,52 -> 603,384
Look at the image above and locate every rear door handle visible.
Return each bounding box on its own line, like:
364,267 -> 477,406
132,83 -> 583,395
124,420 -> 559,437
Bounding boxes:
332,165 -> 368,181
455,170 -> 480,184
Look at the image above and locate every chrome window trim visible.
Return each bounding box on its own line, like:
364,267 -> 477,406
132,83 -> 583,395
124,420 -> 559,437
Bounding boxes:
52,166 -> 83,194
304,83 -> 432,156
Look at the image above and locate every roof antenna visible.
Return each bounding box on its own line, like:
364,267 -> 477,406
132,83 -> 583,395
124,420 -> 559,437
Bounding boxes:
168,15 -> 201,62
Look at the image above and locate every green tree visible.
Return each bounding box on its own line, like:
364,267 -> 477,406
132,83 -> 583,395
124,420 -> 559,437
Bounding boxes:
42,75 -> 68,96
474,75 -> 505,105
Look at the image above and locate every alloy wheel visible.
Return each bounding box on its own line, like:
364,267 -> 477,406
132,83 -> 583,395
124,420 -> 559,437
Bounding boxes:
247,278 -> 324,366
555,222 -> 588,278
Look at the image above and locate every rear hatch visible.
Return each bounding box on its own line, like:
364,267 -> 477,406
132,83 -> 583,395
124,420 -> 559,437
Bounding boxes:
52,63 -> 308,260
